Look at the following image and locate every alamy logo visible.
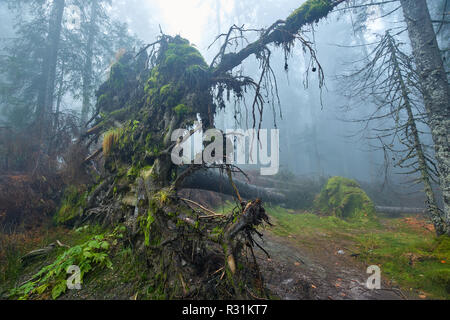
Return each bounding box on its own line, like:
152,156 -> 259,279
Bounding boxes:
66,265 -> 81,290
366,265 -> 381,290
171,127 -> 279,176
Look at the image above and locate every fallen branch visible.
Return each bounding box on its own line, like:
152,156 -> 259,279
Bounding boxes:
84,148 -> 102,163
21,240 -> 69,265
179,197 -> 224,218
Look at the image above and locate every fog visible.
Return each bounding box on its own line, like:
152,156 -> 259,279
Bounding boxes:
102,0 -> 430,184
0,0 -> 446,192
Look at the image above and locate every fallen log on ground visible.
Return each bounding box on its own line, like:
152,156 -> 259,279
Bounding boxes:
375,206 -> 426,215
181,170 -> 287,203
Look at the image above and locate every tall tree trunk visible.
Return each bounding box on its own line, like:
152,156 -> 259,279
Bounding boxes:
400,0 -> 450,235
49,58 -> 66,156
81,0 -> 99,126
386,34 -> 445,235
36,0 -> 65,148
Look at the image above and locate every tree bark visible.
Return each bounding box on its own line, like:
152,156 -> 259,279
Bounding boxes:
81,0 -> 99,126
386,34 -> 444,235
36,0 -> 65,146
180,170 -> 286,203
400,0 -> 450,235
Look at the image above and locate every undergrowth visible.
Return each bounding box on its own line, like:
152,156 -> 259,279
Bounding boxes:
8,225 -> 125,300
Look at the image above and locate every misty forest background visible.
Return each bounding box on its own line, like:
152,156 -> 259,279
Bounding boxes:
1,0 -> 448,206
0,0 -> 449,300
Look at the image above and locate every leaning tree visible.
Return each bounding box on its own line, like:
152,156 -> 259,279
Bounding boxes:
55,0 -> 347,299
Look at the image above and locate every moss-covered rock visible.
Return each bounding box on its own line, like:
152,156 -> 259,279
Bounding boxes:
314,176 -> 376,221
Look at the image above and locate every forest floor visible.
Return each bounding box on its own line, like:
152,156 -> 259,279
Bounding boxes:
244,207 -> 449,300
255,231 -> 402,300
1,201 -> 449,300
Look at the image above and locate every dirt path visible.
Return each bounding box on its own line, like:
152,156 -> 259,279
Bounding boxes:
255,232 -> 404,300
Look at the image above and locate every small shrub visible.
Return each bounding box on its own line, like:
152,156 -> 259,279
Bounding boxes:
9,231 -> 118,300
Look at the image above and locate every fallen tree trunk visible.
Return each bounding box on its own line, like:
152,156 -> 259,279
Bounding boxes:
182,172 -> 430,216
181,170 -> 287,203
375,206 -> 426,215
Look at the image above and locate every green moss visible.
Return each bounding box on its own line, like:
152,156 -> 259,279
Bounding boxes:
355,232 -> 450,298
157,36 -> 208,84
163,42 -> 206,72
142,209 -> 155,246
109,108 -> 128,121
55,186 -> 87,225
314,176 -> 376,221
126,166 -> 138,178
97,94 -> 109,110
426,269 -> 450,293
434,235 -> 450,259
159,84 -> 173,96
173,103 -> 192,116
286,0 -> 333,32
153,189 -> 172,207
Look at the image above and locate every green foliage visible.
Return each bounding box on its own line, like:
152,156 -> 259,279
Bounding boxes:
126,166 -> 139,180
434,235 -> 450,259
314,176 -> 376,221
356,232 -> 450,299
9,230 -> 120,300
141,209 -> 156,247
268,206 -> 379,238
55,186 -> 87,225
174,103 -> 192,116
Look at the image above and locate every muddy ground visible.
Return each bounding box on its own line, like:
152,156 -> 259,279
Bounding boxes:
255,232 -> 404,300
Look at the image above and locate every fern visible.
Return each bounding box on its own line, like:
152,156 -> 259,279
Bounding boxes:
9,230 -> 122,300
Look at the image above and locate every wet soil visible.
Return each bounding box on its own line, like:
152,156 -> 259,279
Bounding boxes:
255,232 -> 404,300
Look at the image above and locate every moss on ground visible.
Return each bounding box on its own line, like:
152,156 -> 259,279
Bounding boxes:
267,206 -> 450,299
54,186 -> 88,225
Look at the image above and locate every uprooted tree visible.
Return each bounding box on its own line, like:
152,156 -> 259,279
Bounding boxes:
53,0 -> 347,299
